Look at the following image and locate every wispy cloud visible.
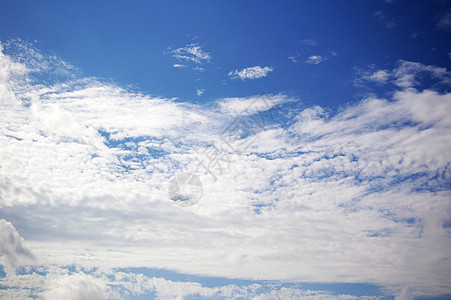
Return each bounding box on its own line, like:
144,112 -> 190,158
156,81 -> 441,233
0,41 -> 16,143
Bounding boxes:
196,88 -> 205,96
300,39 -> 317,46
173,63 -> 186,68
358,60 -> 449,87
329,51 -> 338,57
217,94 -> 288,115
374,10 -> 397,29
167,43 -> 211,64
437,11 -> 451,32
288,53 -> 300,63
228,66 -> 273,80
363,69 -> 391,83
305,55 -> 325,64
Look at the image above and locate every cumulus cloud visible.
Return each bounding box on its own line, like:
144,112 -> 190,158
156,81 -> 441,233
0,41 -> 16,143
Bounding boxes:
0,40 -> 450,299
41,273 -> 108,300
228,66 -> 273,80
0,265 -> 381,299
0,219 -> 34,276
305,55 -> 325,64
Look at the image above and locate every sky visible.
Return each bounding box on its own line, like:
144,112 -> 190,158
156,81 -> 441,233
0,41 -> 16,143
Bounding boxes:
0,0 -> 450,299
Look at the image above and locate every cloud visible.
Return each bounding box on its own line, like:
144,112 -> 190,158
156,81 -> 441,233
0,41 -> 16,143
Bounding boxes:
217,94 -> 287,116
192,66 -> 205,72
0,219 -> 34,276
374,10 -> 397,29
228,66 -> 273,80
173,64 -> 186,68
41,273 -> 108,300
288,54 -> 300,63
393,60 -> 448,87
300,39 -> 317,46
168,43 -> 211,64
363,69 -> 391,83
0,265 -> 381,299
437,11 -> 451,32
196,88 -> 205,96
358,60 -> 450,88
305,55 -> 325,64
1,40 -> 451,299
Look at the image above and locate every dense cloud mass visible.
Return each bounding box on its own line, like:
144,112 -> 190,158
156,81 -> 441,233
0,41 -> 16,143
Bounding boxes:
0,219 -> 34,276
0,39 -> 450,299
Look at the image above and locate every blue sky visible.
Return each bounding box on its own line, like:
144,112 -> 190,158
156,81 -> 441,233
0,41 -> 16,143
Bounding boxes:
1,0 -> 449,106
0,1 -> 451,299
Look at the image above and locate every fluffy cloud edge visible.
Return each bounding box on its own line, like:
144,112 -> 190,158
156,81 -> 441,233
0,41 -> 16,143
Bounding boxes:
228,66 -> 273,80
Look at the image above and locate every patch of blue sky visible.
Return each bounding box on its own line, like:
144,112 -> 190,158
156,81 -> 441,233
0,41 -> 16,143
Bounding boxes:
116,267 -> 388,298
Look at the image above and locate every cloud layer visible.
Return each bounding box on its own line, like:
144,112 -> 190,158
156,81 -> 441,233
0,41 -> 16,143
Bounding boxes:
0,40 -> 450,299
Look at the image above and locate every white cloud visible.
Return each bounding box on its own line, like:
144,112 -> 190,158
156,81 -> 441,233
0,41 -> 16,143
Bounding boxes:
358,60 -> 450,88
393,60 -> 448,88
1,40 -> 451,299
41,273 -> 108,300
0,265 -> 381,299
305,55 -> 325,64
217,94 -> 287,116
173,64 -> 186,68
228,66 -> 273,80
168,43 -> 211,64
364,69 -> 391,83
196,88 -> 205,96
0,219 -> 34,276
192,66 -> 205,72
288,54 -> 300,63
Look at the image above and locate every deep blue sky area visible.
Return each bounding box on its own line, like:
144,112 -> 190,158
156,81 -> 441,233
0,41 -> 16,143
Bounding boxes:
1,0 -> 450,108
